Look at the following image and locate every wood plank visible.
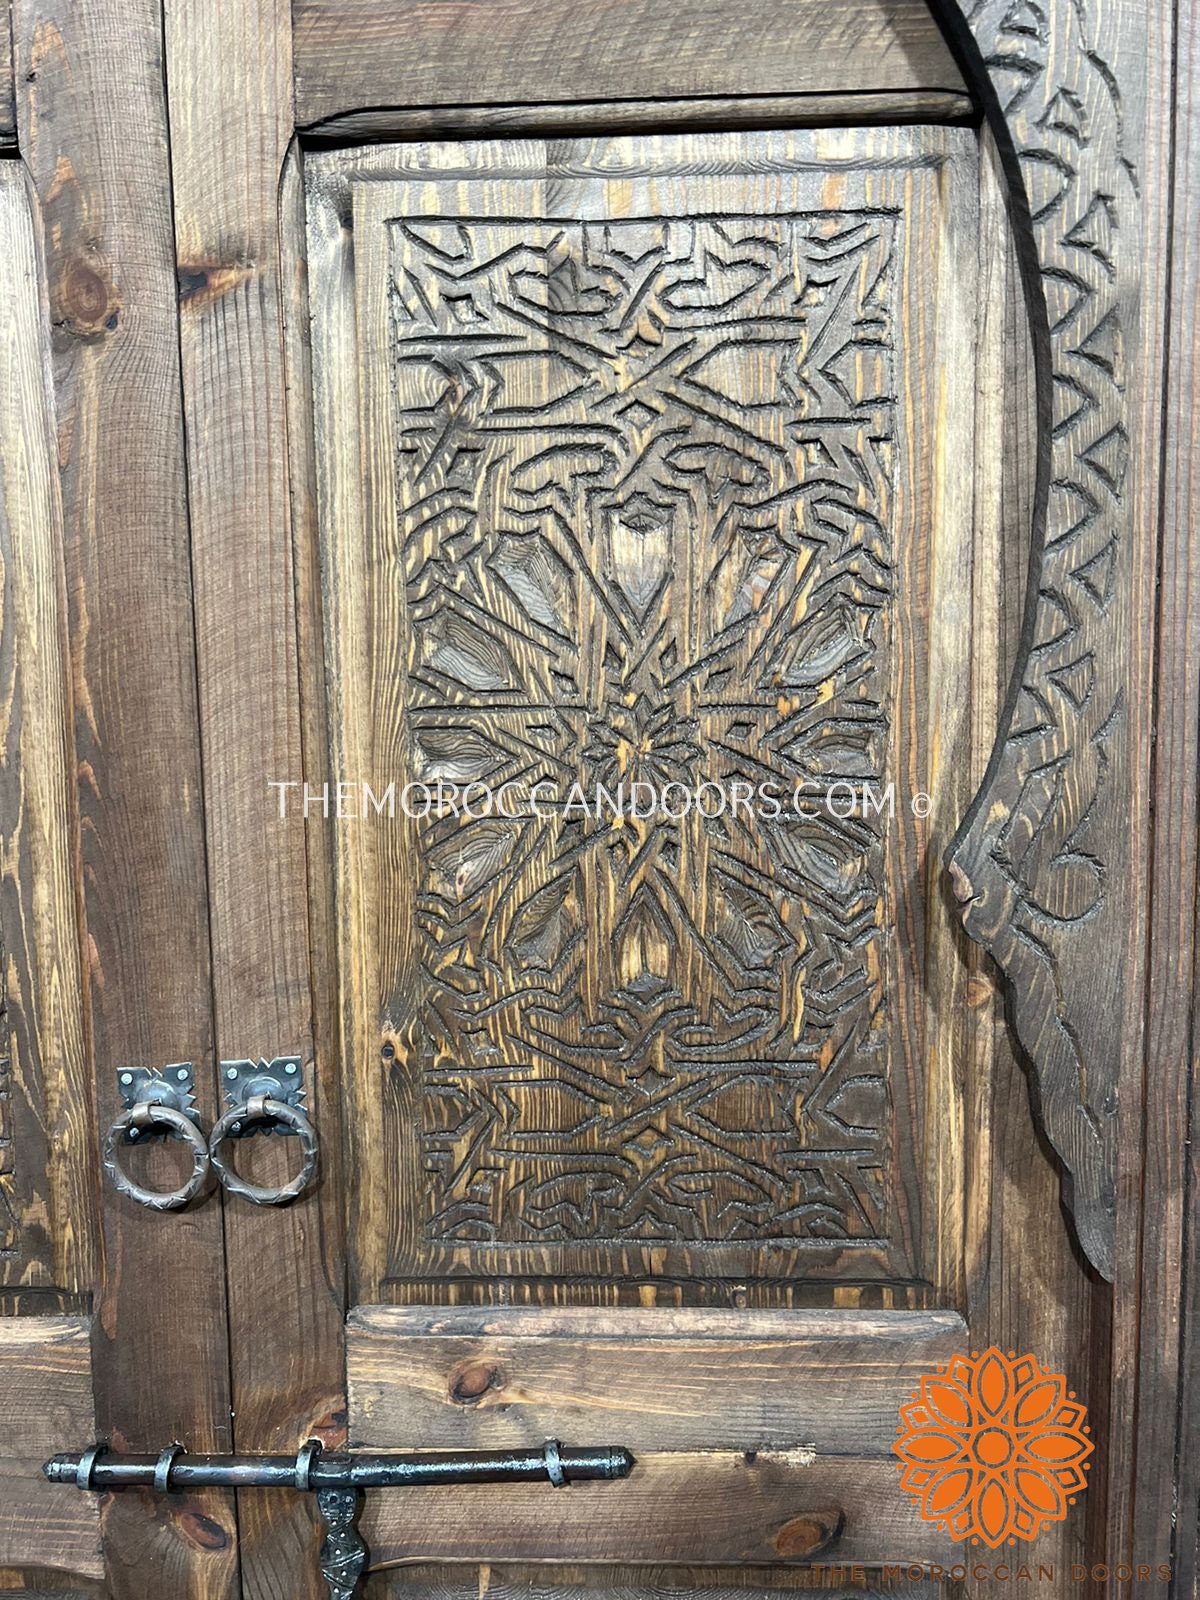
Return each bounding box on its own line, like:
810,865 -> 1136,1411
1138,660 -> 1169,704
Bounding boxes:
359,1454 -> 952,1569
1132,0 -> 1200,1587
357,1569 -> 942,1600
349,1306 -> 967,1458
0,1318 -> 101,1579
11,3 -> 238,1595
0,165 -> 94,1294
962,129 -> 1100,1597
303,89 -> 976,144
0,3 -> 13,147
161,3 -> 346,1596
292,0 -> 967,130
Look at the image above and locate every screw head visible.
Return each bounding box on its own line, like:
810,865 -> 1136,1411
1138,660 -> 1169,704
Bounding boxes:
120,1073 -> 133,1085
285,1061 -> 298,1074
226,1067 -> 238,1080
177,1068 -> 188,1081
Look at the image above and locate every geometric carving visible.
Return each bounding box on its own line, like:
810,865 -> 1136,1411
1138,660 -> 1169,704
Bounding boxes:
388,212 -> 899,1250
933,0 -> 1137,1278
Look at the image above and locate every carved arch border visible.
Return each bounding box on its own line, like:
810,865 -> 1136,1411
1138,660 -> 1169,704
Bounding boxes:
928,0 -> 1145,1281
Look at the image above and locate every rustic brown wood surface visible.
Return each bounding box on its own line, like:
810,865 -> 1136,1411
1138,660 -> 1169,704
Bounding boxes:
357,1454 -> 951,1569
1126,0 -> 1200,1590
364,1573 -> 942,1600
303,89 -> 976,145
292,0 -> 966,130
0,165 -> 94,1296
10,0 -> 238,1593
960,131 -> 1100,1600
932,0 -> 1160,1285
348,1305 -> 966,1456
162,1 -> 346,1595
307,124 -> 980,1306
0,1318 -> 100,1579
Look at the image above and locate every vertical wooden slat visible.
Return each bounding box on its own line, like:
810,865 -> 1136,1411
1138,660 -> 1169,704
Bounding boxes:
963,133 -> 1100,1600
11,1 -> 239,1596
0,3 -> 14,150
1137,0 -> 1200,1588
1101,0 -> 1176,1580
0,163 -> 94,1298
162,4 -> 345,1596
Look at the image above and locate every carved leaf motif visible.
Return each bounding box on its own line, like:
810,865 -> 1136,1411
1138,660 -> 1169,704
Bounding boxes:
506,873 -> 579,971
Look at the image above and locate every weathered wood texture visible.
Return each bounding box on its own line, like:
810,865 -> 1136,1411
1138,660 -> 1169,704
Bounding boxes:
960,131 -> 1099,1600
932,0 -> 1161,1284
0,165 -> 93,1295
162,1 -> 345,1595
349,1307 -> 965,1569
1131,0 -> 1200,1590
0,1318 -> 100,1579
11,1 -> 238,1593
307,125 -> 980,1305
348,1305 -> 967,1456
303,89 -> 976,145
360,1569 -> 941,1600
0,6 -> 13,148
360,1455 -> 948,1570
292,0 -> 967,130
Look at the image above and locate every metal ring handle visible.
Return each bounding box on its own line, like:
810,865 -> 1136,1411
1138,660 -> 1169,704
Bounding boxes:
208,1097 -> 319,1206
102,1104 -> 210,1210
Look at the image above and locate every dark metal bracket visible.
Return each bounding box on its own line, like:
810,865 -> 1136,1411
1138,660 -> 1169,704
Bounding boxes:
219,1055 -> 305,1137
45,1439 -> 634,1598
115,1064 -> 199,1143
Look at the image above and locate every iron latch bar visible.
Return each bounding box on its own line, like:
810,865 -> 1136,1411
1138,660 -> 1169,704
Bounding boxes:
45,1440 -> 635,1598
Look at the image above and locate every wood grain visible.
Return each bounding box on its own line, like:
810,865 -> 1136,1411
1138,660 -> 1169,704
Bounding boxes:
961,130 -> 1100,1600
307,125 -> 979,1305
302,89 -> 976,146
348,1305 -> 966,1456
1124,0 -> 1200,1587
162,2 -> 346,1595
0,1318 -> 100,1579
292,0 -> 967,130
359,1569 -> 942,1600
0,3 -> 13,148
0,165 -> 93,1294
931,0 -> 1160,1284
11,1 -> 238,1593
358,1454 -> 951,1569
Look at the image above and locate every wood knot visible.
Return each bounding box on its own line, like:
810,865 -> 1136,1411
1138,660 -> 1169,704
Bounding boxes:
54,258 -> 120,339
771,1507 -> 845,1559
177,1508 -> 231,1552
448,1358 -> 505,1404
178,259 -> 257,311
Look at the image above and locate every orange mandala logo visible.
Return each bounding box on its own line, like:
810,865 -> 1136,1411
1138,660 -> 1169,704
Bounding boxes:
893,1347 -> 1093,1547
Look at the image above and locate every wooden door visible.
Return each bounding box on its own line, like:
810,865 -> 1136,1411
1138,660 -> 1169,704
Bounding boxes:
0,1 -> 1196,1597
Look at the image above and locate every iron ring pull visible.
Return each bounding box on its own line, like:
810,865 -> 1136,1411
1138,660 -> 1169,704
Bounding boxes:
208,1093 -> 319,1205
102,1102 -> 211,1211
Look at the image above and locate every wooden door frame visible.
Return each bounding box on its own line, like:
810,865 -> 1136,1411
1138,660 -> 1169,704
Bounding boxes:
3,0 -> 1196,1594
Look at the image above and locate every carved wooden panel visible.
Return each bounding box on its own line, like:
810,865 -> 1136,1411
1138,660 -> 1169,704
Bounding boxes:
397,209 -> 896,1253
308,128 -> 980,1295
930,0 -> 1151,1281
